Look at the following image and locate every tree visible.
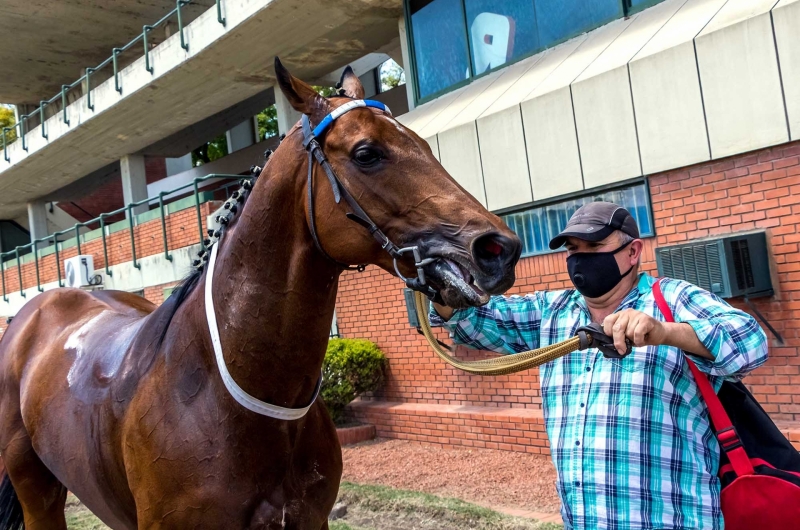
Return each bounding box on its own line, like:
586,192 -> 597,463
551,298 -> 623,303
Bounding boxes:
379,60 -> 405,92
191,133 -> 228,166
257,105 -> 278,140
0,106 -> 17,146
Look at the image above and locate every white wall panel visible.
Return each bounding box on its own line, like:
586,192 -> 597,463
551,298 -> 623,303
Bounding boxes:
701,0 -> 781,33
696,0 -> 788,158
476,106 -> 532,210
572,67 -> 642,188
578,0 -> 688,80
437,123 -> 487,206
521,88 -> 583,200
423,135 -> 440,161
397,85 -> 465,133
482,38 -> 586,118
528,17 -> 635,100
634,0 -> 728,59
418,69 -> 504,138
630,42 -> 710,174
773,0 -> 800,140
442,57 -> 539,133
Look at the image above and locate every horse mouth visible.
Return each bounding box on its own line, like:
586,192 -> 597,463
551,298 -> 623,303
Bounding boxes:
427,257 -> 491,308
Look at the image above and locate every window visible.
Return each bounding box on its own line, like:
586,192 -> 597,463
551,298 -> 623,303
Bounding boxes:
408,0 -> 471,100
406,0 -> 645,102
502,182 -> 653,257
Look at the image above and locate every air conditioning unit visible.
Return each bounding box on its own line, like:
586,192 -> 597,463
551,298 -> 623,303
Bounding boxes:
64,255 -> 98,289
655,232 -> 773,299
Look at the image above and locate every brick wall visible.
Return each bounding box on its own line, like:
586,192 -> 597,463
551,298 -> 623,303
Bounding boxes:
0,201 -> 218,305
59,156 -> 168,223
337,140 -> 800,447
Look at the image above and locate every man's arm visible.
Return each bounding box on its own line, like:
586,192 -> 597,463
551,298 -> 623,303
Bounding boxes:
430,294 -> 544,354
605,279 -> 768,378
603,311 -> 714,360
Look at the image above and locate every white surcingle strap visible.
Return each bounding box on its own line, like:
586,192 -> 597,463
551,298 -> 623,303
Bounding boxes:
204,243 -> 322,419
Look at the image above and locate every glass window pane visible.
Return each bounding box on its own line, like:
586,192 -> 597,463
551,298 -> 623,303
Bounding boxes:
464,0 -> 539,75
533,0 -> 623,48
502,182 -> 654,257
409,0 -> 471,99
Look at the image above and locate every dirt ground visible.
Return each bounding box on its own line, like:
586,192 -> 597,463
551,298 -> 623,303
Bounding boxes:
341,438 -> 561,514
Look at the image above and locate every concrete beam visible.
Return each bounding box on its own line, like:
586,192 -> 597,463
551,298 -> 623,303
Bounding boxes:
0,0 -> 213,105
120,155 -> 148,217
0,0 -> 401,220
26,202 -> 48,245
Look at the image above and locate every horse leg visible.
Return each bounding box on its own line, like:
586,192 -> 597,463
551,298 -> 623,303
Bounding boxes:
3,427 -> 67,530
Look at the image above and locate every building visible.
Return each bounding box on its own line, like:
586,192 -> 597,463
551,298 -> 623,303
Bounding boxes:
1,0 -> 799,451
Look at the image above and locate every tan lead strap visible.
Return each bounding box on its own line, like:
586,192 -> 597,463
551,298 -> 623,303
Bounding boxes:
413,290 -> 585,376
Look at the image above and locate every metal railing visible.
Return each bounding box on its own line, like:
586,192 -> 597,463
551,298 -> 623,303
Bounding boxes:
0,173 -> 244,301
1,0 -> 227,163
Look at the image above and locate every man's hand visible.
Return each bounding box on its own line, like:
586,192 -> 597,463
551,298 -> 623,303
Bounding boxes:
602,309 -> 714,360
432,302 -> 454,321
603,309 -> 667,354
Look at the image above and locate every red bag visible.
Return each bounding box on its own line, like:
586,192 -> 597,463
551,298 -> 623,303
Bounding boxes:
652,280 -> 800,530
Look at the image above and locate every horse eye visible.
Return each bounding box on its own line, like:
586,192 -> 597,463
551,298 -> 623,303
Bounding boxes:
352,147 -> 383,167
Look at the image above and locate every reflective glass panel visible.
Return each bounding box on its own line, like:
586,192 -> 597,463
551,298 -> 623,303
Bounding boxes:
533,0 -> 624,48
409,0 -> 471,99
502,182 -> 653,257
464,0 -> 539,75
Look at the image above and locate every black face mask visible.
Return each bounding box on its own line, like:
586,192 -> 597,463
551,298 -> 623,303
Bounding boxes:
567,242 -> 634,299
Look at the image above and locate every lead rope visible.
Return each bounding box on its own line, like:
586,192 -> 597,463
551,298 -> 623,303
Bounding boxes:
413,291 -> 630,376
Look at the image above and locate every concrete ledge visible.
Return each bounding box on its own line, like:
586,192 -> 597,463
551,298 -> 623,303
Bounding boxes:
337,424 -> 376,446
346,401 -> 549,454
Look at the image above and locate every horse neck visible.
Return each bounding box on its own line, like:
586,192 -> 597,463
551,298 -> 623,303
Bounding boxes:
196,152 -> 340,409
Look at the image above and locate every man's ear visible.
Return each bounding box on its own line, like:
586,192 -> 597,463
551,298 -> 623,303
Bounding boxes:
338,65 -> 365,99
630,239 -> 644,264
274,57 -> 330,123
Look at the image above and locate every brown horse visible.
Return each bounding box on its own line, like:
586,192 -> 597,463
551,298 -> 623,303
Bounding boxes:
0,59 -> 521,529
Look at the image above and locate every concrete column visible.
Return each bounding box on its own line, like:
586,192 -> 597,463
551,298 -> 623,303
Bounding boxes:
27,202 -> 48,248
275,87 -> 302,136
120,155 -> 149,217
226,118 -> 256,154
398,16 -> 416,111
165,153 -> 193,176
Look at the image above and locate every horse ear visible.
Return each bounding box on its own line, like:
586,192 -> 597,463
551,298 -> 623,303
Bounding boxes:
274,57 -> 329,121
338,66 -> 365,99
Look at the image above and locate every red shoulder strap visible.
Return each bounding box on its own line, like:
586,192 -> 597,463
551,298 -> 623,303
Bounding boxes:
652,280 -> 754,476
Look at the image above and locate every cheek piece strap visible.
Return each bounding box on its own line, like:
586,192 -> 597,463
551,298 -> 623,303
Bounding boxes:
300,100 -> 436,297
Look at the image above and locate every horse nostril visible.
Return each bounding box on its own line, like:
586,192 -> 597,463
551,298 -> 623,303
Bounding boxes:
473,233 -> 513,266
482,240 -> 503,257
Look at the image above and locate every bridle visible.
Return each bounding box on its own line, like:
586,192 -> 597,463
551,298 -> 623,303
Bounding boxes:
301,99 -> 436,297
201,99 -> 440,420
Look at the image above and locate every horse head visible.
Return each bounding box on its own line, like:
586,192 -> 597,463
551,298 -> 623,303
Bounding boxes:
274,58 -> 521,309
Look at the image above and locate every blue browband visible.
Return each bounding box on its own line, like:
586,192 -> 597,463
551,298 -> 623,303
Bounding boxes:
311,99 -> 392,137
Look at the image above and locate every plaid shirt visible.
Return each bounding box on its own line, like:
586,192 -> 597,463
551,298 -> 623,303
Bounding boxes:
432,273 -> 768,530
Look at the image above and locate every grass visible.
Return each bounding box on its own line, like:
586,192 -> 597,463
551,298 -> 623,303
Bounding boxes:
64,484 -> 561,530
336,482 -> 562,530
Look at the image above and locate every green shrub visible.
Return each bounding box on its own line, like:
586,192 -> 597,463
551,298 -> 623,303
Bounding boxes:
322,338 -> 386,425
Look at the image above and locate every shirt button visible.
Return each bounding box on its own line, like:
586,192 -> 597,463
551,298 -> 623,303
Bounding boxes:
575,481 -> 581,487
585,367 -> 591,372
580,403 -> 585,408
575,441 -> 580,446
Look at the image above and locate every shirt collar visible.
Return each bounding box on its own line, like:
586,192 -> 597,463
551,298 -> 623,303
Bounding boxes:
569,272 -> 656,313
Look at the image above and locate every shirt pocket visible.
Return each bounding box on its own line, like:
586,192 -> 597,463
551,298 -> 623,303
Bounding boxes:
608,345 -> 656,373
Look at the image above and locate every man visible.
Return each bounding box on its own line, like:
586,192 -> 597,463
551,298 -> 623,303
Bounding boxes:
431,202 -> 768,530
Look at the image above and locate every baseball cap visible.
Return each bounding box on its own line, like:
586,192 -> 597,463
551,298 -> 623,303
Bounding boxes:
548,202 -> 640,250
